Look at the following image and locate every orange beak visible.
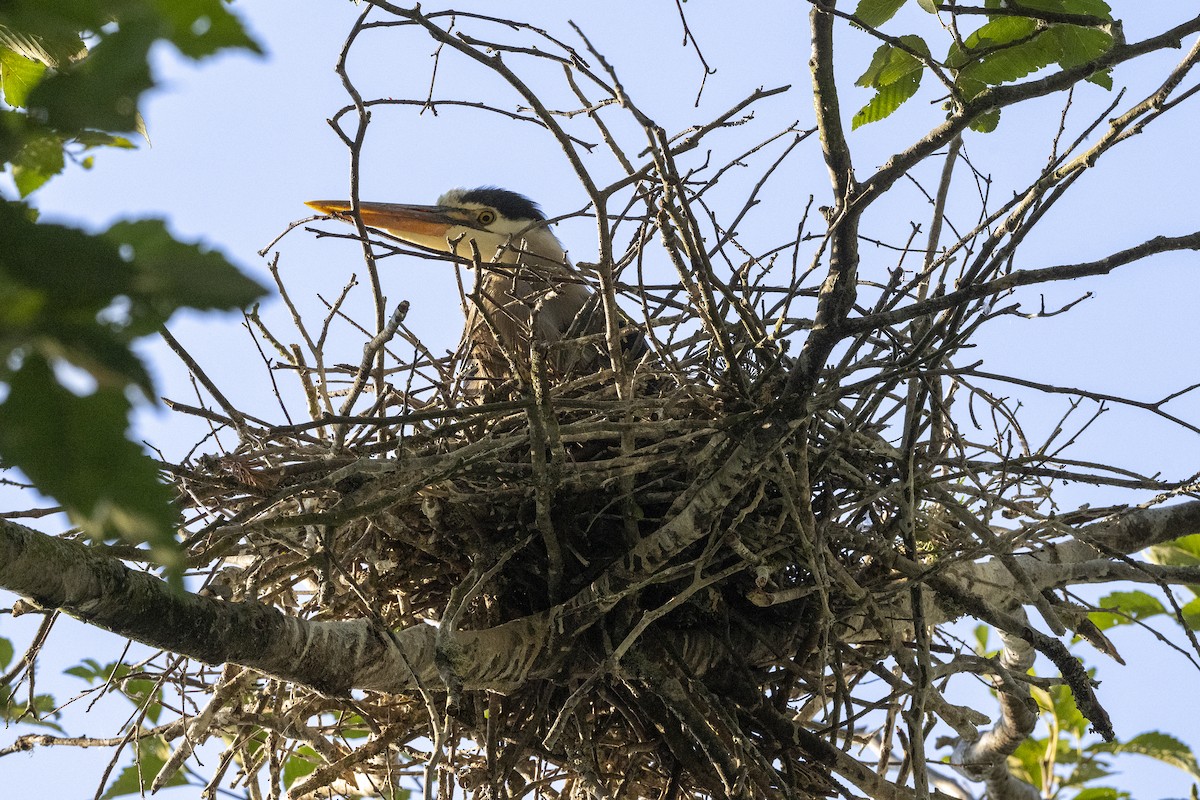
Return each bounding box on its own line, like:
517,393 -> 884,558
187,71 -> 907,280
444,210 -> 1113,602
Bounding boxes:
304,200 -> 459,240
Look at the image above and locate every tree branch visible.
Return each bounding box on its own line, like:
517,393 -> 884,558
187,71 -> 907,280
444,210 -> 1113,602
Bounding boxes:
0,519 -> 545,694
844,230 -> 1200,335
858,13 -> 1200,207
779,0 -> 861,411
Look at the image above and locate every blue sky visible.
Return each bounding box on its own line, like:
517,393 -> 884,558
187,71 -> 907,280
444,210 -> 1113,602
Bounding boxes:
3,1 -> 1199,796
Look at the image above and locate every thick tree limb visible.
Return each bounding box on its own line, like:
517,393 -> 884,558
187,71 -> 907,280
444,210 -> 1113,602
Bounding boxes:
0,518 -> 789,695
781,0 -> 861,411
954,499 -> 1200,604
948,631 -> 1041,800
12,498 -> 1186,698
0,519 -> 549,694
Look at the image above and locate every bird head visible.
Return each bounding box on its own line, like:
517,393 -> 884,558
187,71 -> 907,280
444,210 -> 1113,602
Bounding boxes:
305,187 -> 567,267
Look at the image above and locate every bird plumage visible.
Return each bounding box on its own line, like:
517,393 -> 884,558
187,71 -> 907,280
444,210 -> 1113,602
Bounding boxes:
306,187 -> 643,399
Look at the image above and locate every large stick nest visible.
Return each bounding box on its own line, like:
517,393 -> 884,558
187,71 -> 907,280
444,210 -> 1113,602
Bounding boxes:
169,312 -> 1039,800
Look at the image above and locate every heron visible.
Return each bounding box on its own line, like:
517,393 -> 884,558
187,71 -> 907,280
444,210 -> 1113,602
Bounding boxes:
306,187 -> 644,399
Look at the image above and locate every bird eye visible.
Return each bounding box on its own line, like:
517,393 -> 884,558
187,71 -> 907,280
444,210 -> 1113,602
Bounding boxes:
476,209 -> 497,226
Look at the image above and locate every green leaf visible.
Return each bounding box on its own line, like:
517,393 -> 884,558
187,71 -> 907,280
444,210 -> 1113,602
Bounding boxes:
1048,683 -> 1088,738
1147,533 -> 1200,567
1089,590 -> 1168,630
885,35 -> 930,80
6,124 -> 138,196
0,202 -> 262,577
0,637 -> 13,671
120,676 -> 164,724
1087,68 -> 1113,90
1094,731 -> 1200,780
857,43 -> 895,88
1073,788 -> 1128,800
1,687 -> 64,732
916,0 -> 937,12
11,127 -> 65,196
960,30 -> 1060,85
852,0 -> 907,28
101,736 -> 187,799
948,16 -> 1038,69
283,745 -> 321,788
148,0 -> 264,60
0,46 -> 47,107
967,15 -> 1039,47
1182,597 -> 1200,630
955,75 -> 988,103
1060,756 -> 1117,789
1050,25 -> 1113,68
0,354 -> 181,562
0,200 -> 133,311
74,129 -> 137,151
1069,0 -> 1113,17
949,13 -> 1115,97
27,21 -> 157,133
857,36 -> 929,87
0,199 -> 154,392
969,107 -> 1001,132
104,219 -> 267,336
65,657 -> 111,683
0,0 -> 257,197
972,624 -> 988,652
0,109 -> 22,163
1022,0 -> 1113,18
64,660 -> 162,721
0,1 -> 107,49
853,71 -> 921,128
853,37 -> 928,128
1008,735 -> 1047,787
0,23 -> 87,70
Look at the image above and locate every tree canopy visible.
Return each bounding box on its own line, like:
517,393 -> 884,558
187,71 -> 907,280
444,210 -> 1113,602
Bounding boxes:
3,2 -> 1200,799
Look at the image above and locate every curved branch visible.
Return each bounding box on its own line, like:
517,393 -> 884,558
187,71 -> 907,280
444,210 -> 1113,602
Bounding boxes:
858,13 -> 1200,207
0,519 -> 552,694
0,518 -> 792,695
844,230 -> 1200,336
948,630 -> 1041,800
779,1 -> 862,410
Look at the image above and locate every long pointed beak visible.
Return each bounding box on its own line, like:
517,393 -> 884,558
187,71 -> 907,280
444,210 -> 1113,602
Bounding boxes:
305,200 -> 459,239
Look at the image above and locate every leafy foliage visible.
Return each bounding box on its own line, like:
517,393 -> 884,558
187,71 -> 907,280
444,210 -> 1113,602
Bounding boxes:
0,638 -> 56,731
972,621 -> 1200,797
1090,589 -> 1168,630
851,0 -> 1116,130
852,35 -> 929,129
1088,533 -> 1200,631
852,0 -> 907,28
1004,671 -> 1200,796
0,356 -> 178,554
1148,532 -> 1200,567
0,202 -> 265,565
1,0 -> 262,193
1096,732 -> 1200,783
282,745 -> 322,789
100,736 -> 187,799
0,1 -> 266,572
1,685 -> 62,732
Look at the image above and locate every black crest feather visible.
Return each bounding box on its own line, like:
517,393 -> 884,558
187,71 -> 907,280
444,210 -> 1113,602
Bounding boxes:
458,187 -> 545,222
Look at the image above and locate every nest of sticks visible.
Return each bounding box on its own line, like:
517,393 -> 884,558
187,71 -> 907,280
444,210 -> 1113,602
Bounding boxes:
161,201 -> 1133,798
170,303 -> 991,800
